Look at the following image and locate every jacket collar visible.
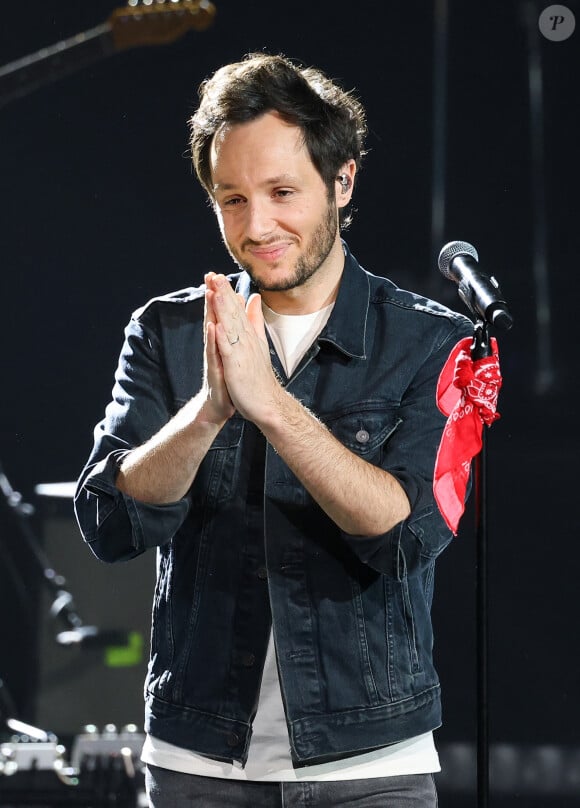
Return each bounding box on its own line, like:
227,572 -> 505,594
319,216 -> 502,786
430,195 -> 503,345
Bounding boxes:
318,241 -> 368,360
234,240 -> 369,360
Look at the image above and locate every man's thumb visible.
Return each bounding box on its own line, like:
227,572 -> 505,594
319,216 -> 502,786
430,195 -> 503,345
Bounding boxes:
246,293 -> 267,341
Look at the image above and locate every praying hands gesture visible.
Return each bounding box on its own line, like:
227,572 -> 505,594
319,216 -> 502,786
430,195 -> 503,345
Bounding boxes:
202,271 -> 281,428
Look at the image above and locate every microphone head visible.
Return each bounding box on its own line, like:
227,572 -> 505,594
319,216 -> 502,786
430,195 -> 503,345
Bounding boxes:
438,240 -> 479,279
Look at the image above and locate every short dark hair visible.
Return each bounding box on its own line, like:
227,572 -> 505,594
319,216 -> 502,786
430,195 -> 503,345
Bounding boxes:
188,52 -> 367,227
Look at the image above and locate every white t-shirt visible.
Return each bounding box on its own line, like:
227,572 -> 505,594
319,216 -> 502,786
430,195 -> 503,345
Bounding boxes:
141,302 -> 440,780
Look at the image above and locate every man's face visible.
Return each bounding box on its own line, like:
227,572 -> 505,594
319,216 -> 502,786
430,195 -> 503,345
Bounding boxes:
209,111 -> 341,294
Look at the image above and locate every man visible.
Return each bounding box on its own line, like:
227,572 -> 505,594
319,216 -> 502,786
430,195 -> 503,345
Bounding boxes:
75,52 -> 473,807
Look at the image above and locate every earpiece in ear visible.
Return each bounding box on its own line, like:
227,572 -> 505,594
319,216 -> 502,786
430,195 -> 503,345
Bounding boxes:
337,174 -> 351,193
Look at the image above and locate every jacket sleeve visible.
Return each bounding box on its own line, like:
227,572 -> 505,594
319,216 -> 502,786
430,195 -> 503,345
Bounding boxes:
339,316 -> 474,577
74,315 -> 191,563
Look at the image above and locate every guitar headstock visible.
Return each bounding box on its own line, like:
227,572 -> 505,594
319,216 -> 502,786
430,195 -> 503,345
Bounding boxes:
109,0 -> 216,51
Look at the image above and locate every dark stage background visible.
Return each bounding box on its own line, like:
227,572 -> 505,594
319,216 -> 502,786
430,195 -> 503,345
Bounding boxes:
1,1 -> 578,805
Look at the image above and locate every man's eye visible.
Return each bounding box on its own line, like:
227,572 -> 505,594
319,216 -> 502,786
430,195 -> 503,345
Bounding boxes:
275,189 -> 293,198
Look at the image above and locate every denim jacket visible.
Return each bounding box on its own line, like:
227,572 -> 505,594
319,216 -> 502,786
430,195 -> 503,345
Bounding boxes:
74,243 -> 473,766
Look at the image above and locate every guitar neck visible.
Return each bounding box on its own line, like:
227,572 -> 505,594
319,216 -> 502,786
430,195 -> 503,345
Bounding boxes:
0,23 -> 115,107
0,1 -> 216,109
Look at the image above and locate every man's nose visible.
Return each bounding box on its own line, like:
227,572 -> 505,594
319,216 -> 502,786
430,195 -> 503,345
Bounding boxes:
244,198 -> 275,242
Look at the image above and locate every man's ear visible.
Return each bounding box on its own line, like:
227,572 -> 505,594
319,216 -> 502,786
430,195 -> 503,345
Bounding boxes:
335,159 -> 356,207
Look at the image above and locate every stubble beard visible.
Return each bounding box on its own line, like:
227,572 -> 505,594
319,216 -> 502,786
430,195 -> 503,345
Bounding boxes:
227,199 -> 338,292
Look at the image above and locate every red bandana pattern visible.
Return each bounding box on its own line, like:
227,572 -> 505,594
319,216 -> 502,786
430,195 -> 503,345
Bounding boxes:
433,336 -> 502,534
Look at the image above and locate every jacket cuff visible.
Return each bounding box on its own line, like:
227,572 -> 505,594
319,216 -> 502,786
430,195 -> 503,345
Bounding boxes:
339,505 -> 453,578
74,451 -> 189,562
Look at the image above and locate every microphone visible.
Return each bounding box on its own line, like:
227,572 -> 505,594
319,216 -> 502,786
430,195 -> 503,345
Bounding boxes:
438,240 -> 514,331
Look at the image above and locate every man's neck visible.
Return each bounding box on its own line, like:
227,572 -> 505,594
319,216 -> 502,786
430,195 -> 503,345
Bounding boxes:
260,239 -> 345,315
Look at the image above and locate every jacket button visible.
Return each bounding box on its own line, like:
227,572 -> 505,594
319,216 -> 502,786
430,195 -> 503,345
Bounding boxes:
256,566 -> 268,580
355,429 -> 370,444
226,733 -> 240,747
241,651 -> 256,667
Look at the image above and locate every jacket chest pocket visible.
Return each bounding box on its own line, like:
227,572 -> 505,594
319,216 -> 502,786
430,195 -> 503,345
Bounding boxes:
324,403 -> 402,459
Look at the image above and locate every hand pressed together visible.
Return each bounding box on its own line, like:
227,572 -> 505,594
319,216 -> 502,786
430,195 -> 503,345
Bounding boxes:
204,273 -> 281,427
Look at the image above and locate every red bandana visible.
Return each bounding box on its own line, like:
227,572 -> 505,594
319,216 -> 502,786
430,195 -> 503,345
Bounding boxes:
433,336 -> 502,534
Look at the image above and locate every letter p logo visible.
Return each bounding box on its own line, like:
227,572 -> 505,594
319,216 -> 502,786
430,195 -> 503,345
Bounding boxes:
539,5 -> 576,40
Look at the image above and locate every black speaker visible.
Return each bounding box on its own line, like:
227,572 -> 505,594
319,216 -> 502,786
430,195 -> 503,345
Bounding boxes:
33,488 -> 156,737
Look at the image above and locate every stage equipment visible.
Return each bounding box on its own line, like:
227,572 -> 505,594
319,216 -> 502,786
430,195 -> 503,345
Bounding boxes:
1,718 -> 145,806
0,0 -> 216,108
34,486 -> 155,736
436,240 -> 513,808
0,464 -> 154,737
438,241 -> 514,331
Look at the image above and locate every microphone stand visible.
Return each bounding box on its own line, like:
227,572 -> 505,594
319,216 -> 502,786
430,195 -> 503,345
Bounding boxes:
438,239 -> 512,806
0,461 -> 126,672
0,461 -> 87,640
470,320 -> 492,808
